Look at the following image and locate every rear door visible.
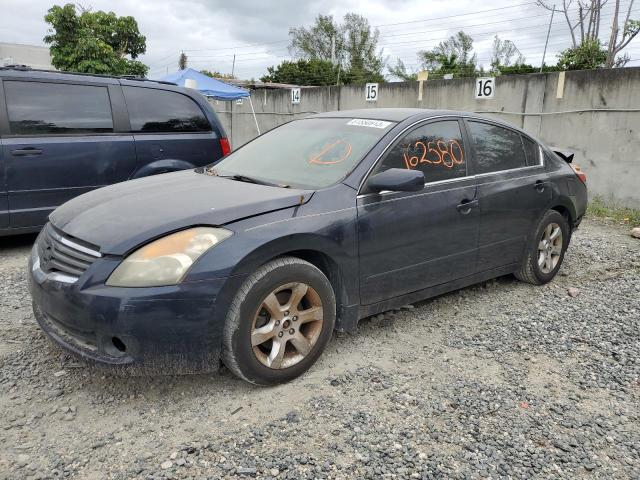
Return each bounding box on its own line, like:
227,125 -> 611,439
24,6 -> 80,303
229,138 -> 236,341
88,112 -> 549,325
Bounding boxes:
2,80 -> 137,228
465,119 -> 551,271
122,86 -> 221,172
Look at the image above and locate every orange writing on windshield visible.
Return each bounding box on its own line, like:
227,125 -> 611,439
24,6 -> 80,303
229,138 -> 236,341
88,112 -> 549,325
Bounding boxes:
309,139 -> 353,165
403,139 -> 464,170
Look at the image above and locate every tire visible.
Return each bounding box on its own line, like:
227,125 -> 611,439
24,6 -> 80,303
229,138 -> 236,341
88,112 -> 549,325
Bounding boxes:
222,257 -> 336,385
515,210 -> 570,285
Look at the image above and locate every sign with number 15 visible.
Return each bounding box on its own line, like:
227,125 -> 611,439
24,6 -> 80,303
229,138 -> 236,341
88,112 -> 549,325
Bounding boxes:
365,83 -> 378,102
475,77 -> 495,99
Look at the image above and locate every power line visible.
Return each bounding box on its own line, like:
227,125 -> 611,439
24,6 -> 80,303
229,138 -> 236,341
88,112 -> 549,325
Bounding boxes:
373,2 -> 538,28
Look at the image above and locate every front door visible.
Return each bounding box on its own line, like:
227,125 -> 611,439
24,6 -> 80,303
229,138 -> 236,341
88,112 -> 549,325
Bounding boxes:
464,120 -> 552,271
357,119 -> 480,305
2,80 -> 137,228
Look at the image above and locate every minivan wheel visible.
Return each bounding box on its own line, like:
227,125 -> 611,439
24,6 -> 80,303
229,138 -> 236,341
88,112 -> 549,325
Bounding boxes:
515,210 -> 570,285
222,257 -> 336,385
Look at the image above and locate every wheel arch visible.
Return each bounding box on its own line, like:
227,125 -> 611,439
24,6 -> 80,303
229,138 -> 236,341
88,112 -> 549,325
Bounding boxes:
550,203 -> 573,225
224,233 -> 357,332
130,159 -> 196,178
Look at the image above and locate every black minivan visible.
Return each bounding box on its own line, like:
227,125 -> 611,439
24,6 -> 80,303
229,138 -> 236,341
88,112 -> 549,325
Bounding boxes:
0,66 -> 229,236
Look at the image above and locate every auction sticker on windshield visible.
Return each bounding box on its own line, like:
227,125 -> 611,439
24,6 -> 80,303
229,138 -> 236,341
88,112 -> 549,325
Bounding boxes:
347,119 -> 392,129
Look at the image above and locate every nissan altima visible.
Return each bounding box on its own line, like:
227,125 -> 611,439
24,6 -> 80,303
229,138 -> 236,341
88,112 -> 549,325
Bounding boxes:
28,109 -> 587,385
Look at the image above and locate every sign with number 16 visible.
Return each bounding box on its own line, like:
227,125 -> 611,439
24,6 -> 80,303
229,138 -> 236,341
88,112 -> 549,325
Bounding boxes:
475,77 -> 495,99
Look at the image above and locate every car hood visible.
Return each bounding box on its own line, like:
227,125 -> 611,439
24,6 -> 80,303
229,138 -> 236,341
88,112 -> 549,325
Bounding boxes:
50,169 -> 313,255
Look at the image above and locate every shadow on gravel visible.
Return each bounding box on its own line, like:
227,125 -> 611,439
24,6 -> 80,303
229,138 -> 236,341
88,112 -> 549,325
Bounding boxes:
0,232 -> 37,252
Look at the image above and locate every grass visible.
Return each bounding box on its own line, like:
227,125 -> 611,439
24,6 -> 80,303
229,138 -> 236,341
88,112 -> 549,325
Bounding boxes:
587,196 -> 640,226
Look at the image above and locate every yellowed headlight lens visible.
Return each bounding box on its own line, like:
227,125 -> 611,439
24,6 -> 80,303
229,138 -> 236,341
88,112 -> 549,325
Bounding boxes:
106,227 -> 232,287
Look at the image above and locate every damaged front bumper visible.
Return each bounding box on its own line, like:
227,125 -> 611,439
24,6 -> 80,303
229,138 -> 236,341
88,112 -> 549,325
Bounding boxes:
29,246 -> 244,374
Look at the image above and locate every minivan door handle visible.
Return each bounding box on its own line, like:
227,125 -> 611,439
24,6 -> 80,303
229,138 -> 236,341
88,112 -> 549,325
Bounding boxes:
534,180 -> 547,192
11,148 -> 43,156
456,199 -> 479,215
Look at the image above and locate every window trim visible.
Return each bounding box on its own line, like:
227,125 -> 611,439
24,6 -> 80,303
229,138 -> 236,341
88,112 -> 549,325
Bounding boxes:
464,118 -> 532,176
3,80 -> 116,138
358,115 -> 470,195
357,114 -> 545,198
521,133 -> 543,167
122,85 -> 212,134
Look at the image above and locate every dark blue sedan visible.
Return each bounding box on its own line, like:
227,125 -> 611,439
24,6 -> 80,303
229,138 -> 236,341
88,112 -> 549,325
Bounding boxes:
28,109 -> 588,385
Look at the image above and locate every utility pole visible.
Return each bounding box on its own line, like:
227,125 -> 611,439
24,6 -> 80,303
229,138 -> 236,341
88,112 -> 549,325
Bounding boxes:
331,36 -> 336,64
540,5 -> 556,73
231,53 -> 236,78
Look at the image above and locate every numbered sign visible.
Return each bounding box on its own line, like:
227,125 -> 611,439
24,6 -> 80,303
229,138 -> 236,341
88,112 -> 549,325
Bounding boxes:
365,83 -> 378,102
291,88 -> 300,104
475,77 -> 495,99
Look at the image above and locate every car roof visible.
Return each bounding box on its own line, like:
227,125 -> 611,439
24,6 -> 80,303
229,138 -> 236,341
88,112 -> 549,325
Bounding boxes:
310,108 -> 526,132
0,66 -> 177,88
310,108 -> 486,122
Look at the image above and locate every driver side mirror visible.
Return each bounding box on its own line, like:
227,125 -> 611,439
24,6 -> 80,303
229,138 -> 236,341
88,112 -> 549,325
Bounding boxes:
367,168 -> 425,193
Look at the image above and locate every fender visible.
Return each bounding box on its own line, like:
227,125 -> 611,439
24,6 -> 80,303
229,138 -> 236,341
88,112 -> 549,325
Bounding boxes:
228,233 -> 359,333
130,159 -> 196,179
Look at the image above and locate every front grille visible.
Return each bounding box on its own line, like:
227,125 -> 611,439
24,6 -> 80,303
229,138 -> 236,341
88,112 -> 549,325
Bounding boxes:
38,224 -> 101,278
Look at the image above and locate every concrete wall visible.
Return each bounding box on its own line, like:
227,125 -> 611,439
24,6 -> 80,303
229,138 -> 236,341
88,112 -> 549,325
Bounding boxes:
0,43 -> 54,70
210,67 -> 640,208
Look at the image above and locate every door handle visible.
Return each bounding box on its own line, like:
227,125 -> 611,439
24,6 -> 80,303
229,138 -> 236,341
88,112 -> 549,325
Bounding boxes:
534,180 -> 547,192
11,148 -> 43,156
456,199 -> 478,215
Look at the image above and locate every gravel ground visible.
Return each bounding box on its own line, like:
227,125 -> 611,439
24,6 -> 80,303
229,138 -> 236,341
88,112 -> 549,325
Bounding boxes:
0,218 -> 638,480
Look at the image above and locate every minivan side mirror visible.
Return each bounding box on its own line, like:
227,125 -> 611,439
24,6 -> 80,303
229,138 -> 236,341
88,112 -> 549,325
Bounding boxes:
367,168 -> 425,193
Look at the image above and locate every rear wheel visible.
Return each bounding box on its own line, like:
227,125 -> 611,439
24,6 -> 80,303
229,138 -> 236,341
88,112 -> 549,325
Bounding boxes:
515,210 -> 569,285
222,257 -> 335,385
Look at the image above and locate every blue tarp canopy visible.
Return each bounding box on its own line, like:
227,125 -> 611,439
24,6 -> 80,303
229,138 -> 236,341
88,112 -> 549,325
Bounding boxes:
159,68 -> 250,101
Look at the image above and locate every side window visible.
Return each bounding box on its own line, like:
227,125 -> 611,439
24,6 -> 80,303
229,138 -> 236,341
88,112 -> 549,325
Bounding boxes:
522,136 -> 540,166
5,81 -> 113,135
374,120 -> 466,184
123,87 -> 210,132
467,121 -> 527,174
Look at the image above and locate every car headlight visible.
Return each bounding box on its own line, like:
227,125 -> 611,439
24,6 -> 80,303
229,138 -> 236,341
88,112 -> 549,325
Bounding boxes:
106,227 -> 232,287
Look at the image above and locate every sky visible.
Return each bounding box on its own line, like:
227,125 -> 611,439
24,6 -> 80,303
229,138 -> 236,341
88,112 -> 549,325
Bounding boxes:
1,0 -> 639,80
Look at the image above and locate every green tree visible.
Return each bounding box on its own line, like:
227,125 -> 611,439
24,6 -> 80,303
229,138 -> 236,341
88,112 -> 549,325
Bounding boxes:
557,38 -> 607,70
289,14 -> 341,62
418,31 -> 477,78
200,70 -> 236,80
44,3 -> 148,76
388,59 -> 417,81
286,13 -> 385,85
490,35 -> 525,73
260,59 -> 339,86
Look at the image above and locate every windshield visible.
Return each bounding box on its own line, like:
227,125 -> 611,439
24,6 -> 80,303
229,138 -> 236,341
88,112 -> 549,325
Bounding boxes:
211,117 -> 395,189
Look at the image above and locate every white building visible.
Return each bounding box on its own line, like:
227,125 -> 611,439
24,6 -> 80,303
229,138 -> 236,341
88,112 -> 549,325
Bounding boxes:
0,42 -> 54,70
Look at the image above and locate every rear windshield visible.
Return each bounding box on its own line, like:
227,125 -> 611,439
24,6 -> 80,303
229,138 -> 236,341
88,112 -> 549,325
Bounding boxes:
212,117 -> 394,189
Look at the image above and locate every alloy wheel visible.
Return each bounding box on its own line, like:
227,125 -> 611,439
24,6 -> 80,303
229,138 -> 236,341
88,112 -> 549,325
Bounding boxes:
538,222 -> 563,274
251,282 -> 324,369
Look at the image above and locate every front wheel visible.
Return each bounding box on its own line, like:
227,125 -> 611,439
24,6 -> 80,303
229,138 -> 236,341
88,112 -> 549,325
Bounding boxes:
222,257 -> 336,385
515,210 -> 570,285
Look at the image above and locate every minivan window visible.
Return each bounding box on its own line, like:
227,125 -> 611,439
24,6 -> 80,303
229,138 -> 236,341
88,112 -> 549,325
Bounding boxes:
467,121 -> 527,174
522,136 -> 540,166
5,81 -> 113,135
374,120 -> 466,183
123,87 -> 210,132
